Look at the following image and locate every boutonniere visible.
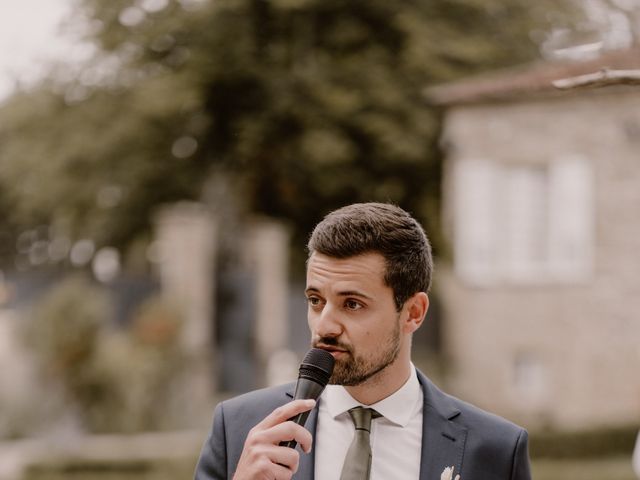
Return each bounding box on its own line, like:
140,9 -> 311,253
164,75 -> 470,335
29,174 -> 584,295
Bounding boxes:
440,466 -> 460,480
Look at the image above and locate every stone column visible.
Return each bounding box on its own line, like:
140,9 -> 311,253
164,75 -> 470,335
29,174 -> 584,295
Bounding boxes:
244,218 -> 294,385
154,202 -> 217,422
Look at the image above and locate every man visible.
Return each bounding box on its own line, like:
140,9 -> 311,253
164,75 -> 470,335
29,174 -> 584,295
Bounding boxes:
195,203 -> 531,480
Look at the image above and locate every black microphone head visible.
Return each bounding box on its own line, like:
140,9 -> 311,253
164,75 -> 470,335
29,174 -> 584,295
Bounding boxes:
299,348 -> 335,386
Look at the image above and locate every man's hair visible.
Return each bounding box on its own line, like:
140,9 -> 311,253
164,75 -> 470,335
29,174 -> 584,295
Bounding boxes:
307,202 -> 433,310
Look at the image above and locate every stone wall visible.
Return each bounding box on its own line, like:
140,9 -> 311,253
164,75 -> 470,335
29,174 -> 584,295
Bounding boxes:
439,89 -> 640,430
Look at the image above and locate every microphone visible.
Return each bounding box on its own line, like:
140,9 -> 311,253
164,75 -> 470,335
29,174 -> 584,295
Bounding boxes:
280,348 -> 335,449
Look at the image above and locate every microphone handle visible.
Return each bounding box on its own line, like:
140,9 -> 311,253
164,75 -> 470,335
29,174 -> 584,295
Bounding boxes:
278,377 -> 325,449
278,411 -> 311,449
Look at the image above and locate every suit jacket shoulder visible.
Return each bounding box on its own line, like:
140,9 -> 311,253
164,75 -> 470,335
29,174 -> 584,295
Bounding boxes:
418,370 -> 531,480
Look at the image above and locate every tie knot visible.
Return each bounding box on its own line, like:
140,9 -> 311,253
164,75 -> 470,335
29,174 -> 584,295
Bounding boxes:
348,406 -> 381,432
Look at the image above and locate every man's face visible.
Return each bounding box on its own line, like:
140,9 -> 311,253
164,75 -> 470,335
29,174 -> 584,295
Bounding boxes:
306,252 -> 403,386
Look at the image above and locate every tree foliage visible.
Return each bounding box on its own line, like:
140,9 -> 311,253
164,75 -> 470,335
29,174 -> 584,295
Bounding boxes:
0,0 -> 563,266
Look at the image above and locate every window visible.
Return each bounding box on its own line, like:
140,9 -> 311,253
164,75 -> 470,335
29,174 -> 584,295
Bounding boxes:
452,155 -> 593,285
512,352 -> 549,408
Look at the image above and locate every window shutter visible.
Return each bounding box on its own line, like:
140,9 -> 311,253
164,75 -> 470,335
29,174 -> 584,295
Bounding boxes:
548,155 -> 594,280
453,159 -> 500,285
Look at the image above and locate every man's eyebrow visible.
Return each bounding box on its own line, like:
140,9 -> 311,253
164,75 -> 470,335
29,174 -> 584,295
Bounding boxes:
338,290 -> 374,300
305,287 -> 373,300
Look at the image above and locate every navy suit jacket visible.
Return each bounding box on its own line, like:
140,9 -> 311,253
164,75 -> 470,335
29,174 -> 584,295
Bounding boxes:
194,370 -> 531,479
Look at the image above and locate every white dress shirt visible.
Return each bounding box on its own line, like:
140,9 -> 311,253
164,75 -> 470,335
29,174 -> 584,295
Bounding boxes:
314,365 -> 423,480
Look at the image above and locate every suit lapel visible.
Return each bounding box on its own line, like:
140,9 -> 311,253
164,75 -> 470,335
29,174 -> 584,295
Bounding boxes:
285,386 -> 318,480
296,405 -> 318,479
417,371 -> 468,480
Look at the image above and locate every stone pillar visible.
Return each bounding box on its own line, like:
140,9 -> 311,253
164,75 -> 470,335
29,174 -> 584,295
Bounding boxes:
154,202 -> 217,421
244,218 -> 293,385
0,309 -> 43,438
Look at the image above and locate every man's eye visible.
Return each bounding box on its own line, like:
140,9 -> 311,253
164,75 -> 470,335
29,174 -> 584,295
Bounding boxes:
307,296 -> 321,306
345,299 -> 363,310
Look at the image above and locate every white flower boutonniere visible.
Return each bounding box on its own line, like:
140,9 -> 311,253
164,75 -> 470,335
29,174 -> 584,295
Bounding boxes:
440,466 -> 460,480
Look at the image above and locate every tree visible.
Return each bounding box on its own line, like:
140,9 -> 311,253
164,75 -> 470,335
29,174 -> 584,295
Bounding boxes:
0,0 -> 564,268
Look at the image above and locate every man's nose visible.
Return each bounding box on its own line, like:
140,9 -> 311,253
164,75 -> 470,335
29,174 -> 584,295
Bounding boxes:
313,303 -> 342,338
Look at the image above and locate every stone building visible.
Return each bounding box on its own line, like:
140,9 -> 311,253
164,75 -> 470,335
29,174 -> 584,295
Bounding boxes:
428,48 -> 640,430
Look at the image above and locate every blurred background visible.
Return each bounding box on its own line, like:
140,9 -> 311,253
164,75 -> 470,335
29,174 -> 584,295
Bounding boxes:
0,0 -> 639,479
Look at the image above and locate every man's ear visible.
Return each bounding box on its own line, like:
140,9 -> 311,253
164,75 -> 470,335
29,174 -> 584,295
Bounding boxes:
402,292 -> 429,334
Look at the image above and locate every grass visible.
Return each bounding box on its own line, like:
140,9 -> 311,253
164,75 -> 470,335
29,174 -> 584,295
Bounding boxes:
23,457 -> 198,480
532,456 -> 636,480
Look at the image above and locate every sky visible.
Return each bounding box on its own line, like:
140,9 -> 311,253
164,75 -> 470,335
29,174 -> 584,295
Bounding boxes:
0,0 -> 76,101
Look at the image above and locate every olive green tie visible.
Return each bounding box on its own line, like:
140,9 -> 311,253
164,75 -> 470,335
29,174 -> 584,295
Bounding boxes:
339,407 -> 382,480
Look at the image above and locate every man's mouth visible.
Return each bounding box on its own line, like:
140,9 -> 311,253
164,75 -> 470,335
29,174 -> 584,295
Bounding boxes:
314,343 -> 350,358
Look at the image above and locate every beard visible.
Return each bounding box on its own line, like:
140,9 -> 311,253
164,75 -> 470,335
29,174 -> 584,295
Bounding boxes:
312,319 -> 401,387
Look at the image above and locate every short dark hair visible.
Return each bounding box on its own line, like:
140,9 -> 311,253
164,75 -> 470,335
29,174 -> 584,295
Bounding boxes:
307,203 -> 433,310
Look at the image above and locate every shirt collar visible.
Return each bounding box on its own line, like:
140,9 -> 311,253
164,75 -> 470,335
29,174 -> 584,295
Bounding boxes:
321,365 -> 422,427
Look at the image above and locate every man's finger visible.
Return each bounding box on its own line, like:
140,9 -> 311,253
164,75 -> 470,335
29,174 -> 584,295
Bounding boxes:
265,444 -> 300,472
271,461 -> 296,480
254,399 -> 316,430
260,420 -> 314,453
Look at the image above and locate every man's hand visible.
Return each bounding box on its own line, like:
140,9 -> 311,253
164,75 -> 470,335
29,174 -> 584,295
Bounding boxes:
232,399 -> 316,480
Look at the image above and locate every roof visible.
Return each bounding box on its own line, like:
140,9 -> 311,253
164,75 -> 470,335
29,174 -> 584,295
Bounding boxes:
425,47 -> 640,106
